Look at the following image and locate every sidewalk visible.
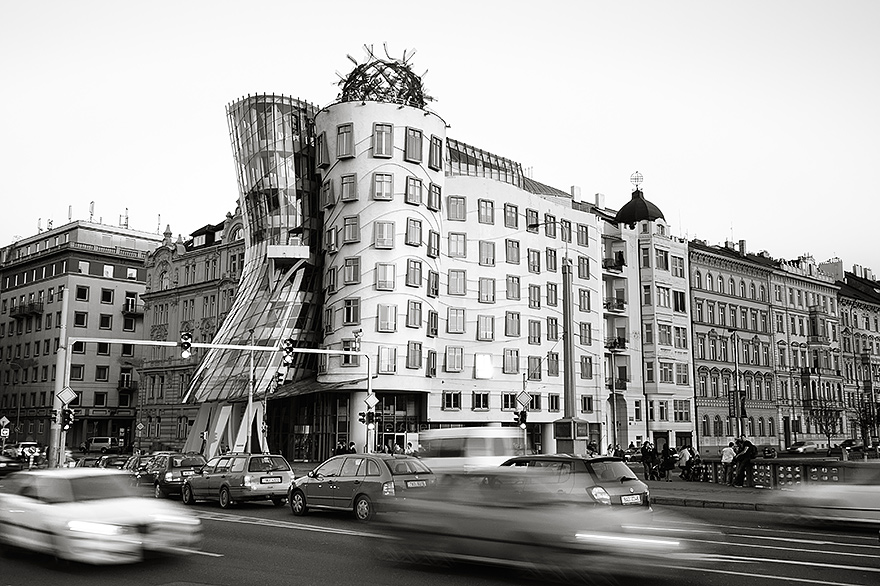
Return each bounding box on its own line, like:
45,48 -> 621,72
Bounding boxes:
646,476 -> 779,511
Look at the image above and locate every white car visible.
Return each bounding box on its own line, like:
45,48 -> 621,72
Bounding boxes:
0,468 -> 201,564
771,483 -> 880,527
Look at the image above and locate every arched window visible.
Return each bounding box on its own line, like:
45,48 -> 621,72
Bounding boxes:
694,270 -> 702,289
706,273 -> 714,290
713,415 -> 724,437
702,415 -> 711,437
758,417 -> 765,436
747,417 -> 755,436
759,285 -> 766,301
718,275 -> 725,293
698,374 -> 708,396
726,416 -> 733,437
729,278 -> 736,294
740,280 -> 747,297
750,283 -> 756,299
159,271 -> 169,291
768,418 -> 775,437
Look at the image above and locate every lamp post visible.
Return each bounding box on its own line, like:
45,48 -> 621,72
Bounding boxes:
9,362 -> 22,444
728,329 -> 742,438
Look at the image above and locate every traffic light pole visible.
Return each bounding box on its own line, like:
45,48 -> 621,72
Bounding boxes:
51,335 -> 373,466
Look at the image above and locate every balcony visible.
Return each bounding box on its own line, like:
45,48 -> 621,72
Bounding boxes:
121,300 -> 144,316
10,302 -> 44,319
602,253 -> 626,272
605,336 -> 628,351
117,379 -> 139,392
606,377 -> 629,390
603,297 -> 627,312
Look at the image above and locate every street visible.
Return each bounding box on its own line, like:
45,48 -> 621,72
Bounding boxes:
2,498 -> 879,586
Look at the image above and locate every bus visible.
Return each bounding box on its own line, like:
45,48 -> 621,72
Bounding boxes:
417,427 -> 527,473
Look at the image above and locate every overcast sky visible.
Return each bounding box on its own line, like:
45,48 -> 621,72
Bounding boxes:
2,1 -> 878,275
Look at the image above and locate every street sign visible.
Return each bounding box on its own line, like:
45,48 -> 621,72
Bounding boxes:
58,386 -> 77,405
0,416 -> 8,427
136,422 -> 145,431
517,390 -> 531,407
364,394 -> 379,409
0,428 -> 9,438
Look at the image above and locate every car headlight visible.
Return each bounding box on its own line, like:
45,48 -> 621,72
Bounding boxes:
588,487 -> 612,505
67,520 -> 132,536
164,472 -> 174,482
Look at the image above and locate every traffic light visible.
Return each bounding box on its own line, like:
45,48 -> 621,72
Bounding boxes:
366,411 -> 375,429
61,408 -> 74,431
518,410 -> 528,428
281,338 -> 295,367
179,331 -> 193,358
358,411 -> 367,424
513,410 -> 521,424
274,369 -> 285,388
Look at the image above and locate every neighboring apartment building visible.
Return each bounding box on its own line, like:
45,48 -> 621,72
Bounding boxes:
138,214 -> 245,453
0,221 -> 161,450
689,240 -> 777,456
819,259 -> 880,447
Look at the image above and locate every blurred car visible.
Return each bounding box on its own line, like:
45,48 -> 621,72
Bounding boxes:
827,439 -> 864,457
74,456 -> 102,468
376,469 -> 694,582
140,453 -> 207,498
289,454 -> 435,521
500,454 -> 651,508
0,468 -> 201,564
97,455 -> 131,470
786,441 -> 818,454
84,437 -> 121,454
0,455 -> 24,477
182,452 -> 293,508
771,481 -> 880,527
6,442 -> 40,461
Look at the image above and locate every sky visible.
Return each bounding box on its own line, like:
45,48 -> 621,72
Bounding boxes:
2,0 -> 879,274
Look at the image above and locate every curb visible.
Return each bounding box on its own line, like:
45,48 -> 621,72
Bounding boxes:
652,496 -> 770,511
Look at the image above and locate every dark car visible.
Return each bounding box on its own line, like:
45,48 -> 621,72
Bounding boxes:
289,454 -> 436,521
827,439 -> 864,457
96,455 -> 130,470
182,453 -> 294,508
141,452 -> 208,498
0,455 -> 24,477
500,454 -> 651,508
73,455 -> 102,468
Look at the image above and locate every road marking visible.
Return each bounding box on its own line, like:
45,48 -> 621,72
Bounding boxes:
680,538 -> 880,564
178,547 -> 224,558
196,511 -> 383,538
670,565 -> 867,586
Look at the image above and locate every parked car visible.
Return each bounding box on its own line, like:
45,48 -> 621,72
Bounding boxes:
182,453 -> 293,508
0,468 -> 201,564
500,454 -> 651,508
827,439 -> 864,457
289,453 -> 436,521
74,456 -> 102,468
786,441 -> 818,454
0,455 -> 24,477
5,442 -> 40,461
141,452 -> 207,498
84,437 -> 121,454
96,455 -> 130,470
376,468 -> 688,582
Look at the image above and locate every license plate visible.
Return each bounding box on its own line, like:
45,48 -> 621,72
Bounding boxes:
260,476 -> 282,484
406,480 -> 427,488
621,494 -> 642,505
182,470 -> 194,476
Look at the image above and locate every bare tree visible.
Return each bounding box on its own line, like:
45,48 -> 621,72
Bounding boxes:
807,395 -> 843,448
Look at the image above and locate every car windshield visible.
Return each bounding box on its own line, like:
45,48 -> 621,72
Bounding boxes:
17,474 -> 140,504
247,456 -> 291,473
172,455 -> 207,468
384,458 -> 433,475
587,460 -> 639,482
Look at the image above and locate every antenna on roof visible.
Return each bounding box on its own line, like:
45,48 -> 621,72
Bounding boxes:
157,214 -> 161,233
37,218 -> 42,233
68,206 -> 72,221
47,219 -> 53,230
89,201 -> 95,222
119,208 -> 129,229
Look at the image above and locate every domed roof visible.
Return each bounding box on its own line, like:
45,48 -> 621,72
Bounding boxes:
336,46 -> 432,109
614,188 -> 665,225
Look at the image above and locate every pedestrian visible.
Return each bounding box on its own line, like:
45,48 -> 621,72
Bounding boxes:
677,445 -> 692,479
721,441 -> 737,486
347,441 -> 357,454
404,442 -> 415,455
661,444 -> 675,481
641,441 -> 659,481
732,436 -> 757,487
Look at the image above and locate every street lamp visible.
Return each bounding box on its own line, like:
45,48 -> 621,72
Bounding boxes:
9,362 -> 23,444
728,329 -> 743,438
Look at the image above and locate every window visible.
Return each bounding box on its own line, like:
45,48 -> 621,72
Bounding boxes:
526,209 -> 539,232
316,131 -> 329,167
580,356 -> 593,379
581,396 -> 594,413
74,311 -> 88,328
340,174 -> 358,201
448,196 -> 466,221
478,278 -> 495,303
528,284 -> 541,309
505,311 -> 521,337
547,317 -> 559,341
343,257 -> 361,284
375,263 -> 395,290
448,233 -> 466,257
405,176 -> 423,205
95,365 -> 109,382
506,275 -> 521,300
479,241 -> 495,266
579,289 -> 591,312
75,286 -> 89,301
579,322 -> 592,344
429,135 -> 443,170
343,298 -> 360,324
336,123 -> 353,158
576,224 -> 589,246
406,259 -> 422,287
659,362 -> 674,383
528,319 -> 541,344
655,248 -> 669,270
378,346 -> 397,373
442,391 -> 461,410
373,123 -> 393,157
478,199 -> 494,224
547,353 -> 559,377
477,315 -> 494,341
506,239 -> 520,264
472,392 -> 489,410
577,256 -> 590,279
342,216 -> 360,243
324,227 -> 338,252
406,300 -> 422,328
528,249 -> 541,273
427,310 -> 438,337
372,173 -> 393,200
546,283 -> 558,306
427,271 -> 439,297
445,346 -> 463,372
656,286 -> 670,308
671,256 -> 685,278
407,341 -> 422,369
404,127 -> 423,162
405,218 -> 422,246
448,269 -> 466,295
427,183 -> 441,211
374,221 -> 394,248
70,364 -> 84,381
100,288 -> 113,304
673,290 -> 687,313
99,314 -> 112,330
321,179 -> 336,208
546,248 -> 557,272
504,203 -> 518,228
377,304 -> 397,332
528,356 -> 542,380
675,364 -> 689,385
447,308 -> 465,334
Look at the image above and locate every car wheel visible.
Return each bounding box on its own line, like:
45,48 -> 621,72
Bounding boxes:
182,484 -> 195,505
219,487 -> 233,509
154,484 -> 165,499
271,497 -> 286,507
290,490 -> 307,516
353,494 -> 373,522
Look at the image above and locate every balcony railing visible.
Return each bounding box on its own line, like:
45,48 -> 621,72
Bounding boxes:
605,336 -> 628,351
117,379 -> 139,392
602,254 -> 626,272
603,297 -> 627,312
121,300 -> 144,316
606,377 -> 630,390
9,301 -> 44,318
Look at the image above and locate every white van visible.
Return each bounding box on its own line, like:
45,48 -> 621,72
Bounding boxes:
417,427 -> 527,473
86,436 -> 120,454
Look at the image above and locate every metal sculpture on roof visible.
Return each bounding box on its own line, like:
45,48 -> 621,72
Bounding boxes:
336,44 -> 433,109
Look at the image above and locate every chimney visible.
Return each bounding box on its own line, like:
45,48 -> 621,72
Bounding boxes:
738,239 -> 747,256
853,264 -> 863,278
865,268 -> 874,281
594,192 -> 605,209
570,185 -> 581,201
